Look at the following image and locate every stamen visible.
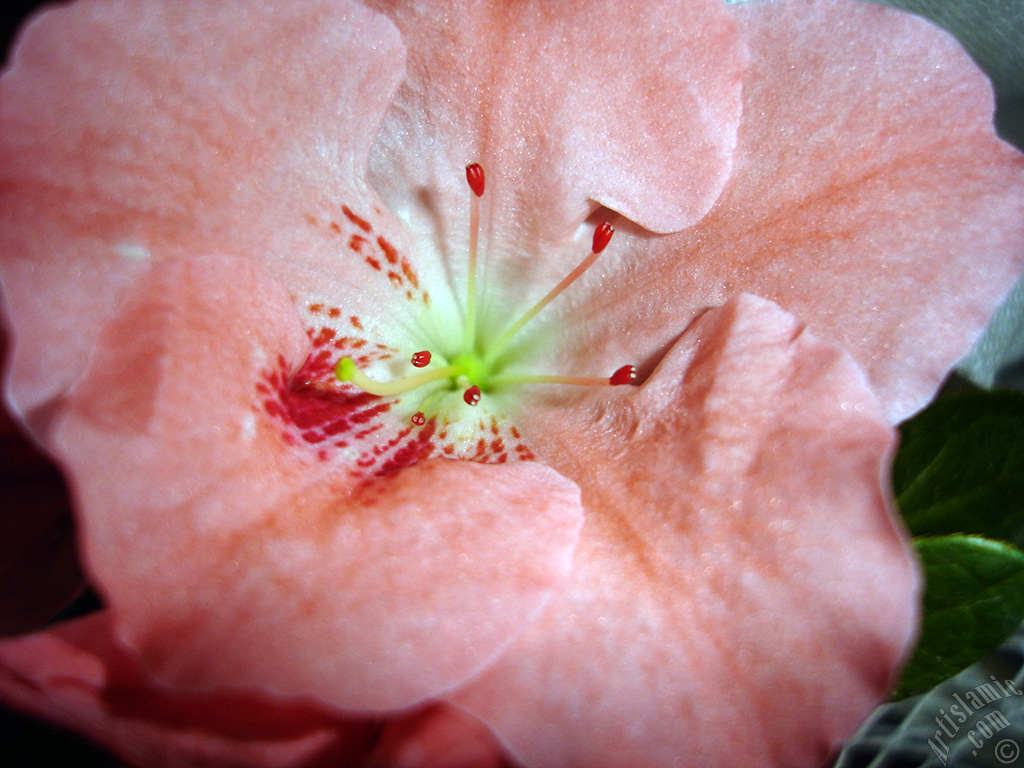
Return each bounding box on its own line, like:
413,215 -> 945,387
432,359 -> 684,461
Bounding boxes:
609,365 -> 638,385
486,222 -> 615,364
335,356 -> 460,396
335,172 -> 633,413
491,364 -> 638,388
592,220 -> 614,253
464,163 -> 485,350
466,163 -> 485,198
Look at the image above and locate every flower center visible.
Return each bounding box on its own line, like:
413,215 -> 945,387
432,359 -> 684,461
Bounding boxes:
335,164 -> 637,424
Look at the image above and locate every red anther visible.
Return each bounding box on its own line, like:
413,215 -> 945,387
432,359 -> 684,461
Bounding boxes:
411,412 -> 426,426
609,364 -> 637,386
463,385 -> 482,406
592,221 -> 614,254
411,350 -> 432,368
466,163 -> 485,197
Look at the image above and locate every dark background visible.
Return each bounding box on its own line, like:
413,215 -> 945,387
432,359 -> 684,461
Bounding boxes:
1,4 -> 132,767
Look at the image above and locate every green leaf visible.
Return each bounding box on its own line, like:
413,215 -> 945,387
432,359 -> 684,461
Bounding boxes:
895,535 -> 1024,699
894,389 -> 1024,547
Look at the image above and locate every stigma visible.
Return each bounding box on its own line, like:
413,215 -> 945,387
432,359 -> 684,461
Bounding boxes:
335,163 -> 639,423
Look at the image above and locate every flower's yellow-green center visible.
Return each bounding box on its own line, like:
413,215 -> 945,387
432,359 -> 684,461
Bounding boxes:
336,164 -> 637,424
450,351 -> 490,389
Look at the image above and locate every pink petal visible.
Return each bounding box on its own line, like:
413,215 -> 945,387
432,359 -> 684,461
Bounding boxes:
365,703 -> 512,768
451,295 -> 919,768
0,0 -> 406,423
551,0 -> 1024,423
51,255 -> 583,711
0,611 -> 383,768
365,0 -> 745,253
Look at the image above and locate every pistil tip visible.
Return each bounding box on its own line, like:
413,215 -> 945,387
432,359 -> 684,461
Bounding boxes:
335,356 -> 358,382
464,385 -> 482,406
466,163 -> 485,197
592,222 -> 614,254
412,412 -> 426,426
609,365 -> 637,386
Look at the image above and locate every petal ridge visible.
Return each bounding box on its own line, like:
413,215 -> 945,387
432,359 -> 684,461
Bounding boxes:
546,0 -> 1024,423
452,294 -> 919,768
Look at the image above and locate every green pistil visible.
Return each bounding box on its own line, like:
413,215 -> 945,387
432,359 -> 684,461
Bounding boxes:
335,350 -> 496,398
450,351 -> 492,389
335,356 -> 464,397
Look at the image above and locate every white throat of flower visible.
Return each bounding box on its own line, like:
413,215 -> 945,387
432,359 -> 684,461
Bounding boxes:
336,164 -> 638,425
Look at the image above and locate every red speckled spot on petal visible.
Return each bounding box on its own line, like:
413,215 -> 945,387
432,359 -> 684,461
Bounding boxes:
261,342 -> 537,478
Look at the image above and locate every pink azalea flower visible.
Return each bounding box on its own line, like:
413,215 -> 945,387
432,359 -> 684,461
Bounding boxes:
1,0 -> 1022,766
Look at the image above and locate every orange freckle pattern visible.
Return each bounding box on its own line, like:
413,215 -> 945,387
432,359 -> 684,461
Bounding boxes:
341,205 -> 372,233
310,204 -> 430,305
377,236 -> 399,265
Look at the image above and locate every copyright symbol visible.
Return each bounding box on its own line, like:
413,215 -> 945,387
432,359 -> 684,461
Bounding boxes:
996,738 -> 1019,764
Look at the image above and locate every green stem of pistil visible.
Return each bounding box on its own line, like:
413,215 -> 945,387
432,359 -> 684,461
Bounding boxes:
336,357 -> 461,396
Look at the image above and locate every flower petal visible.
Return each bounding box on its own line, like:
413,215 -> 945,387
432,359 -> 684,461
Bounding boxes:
51,255 -> 583,711
0,611 -> 383,768
365,703 -> 512,768
552,0 -> 1024,423
0,0 -> 406,422
365,0 -> 745,254
451,295 -> 919,768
